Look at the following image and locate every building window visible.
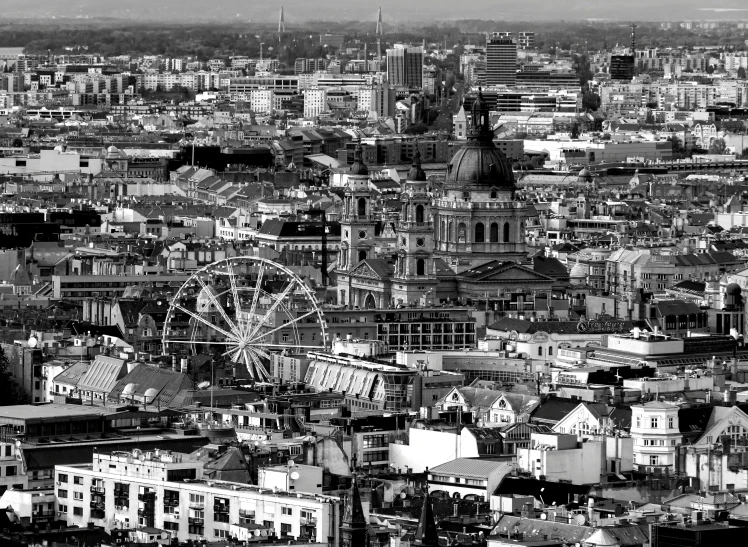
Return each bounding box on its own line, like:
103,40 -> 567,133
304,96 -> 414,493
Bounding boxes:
636,417 -> 641,428
73,476 -> 82,485
281,523 -> 292,536
668,417 -> 674,429
416,259 -> 425,276
649,455 -> 659,466
58,489 -> 68,499
58,474 -> 68,483
73,491 -> 83,500
73,507 -> 83,516
282,506 -> 293,516
474,223 -> 485,243
503,222 -> 510,242
490,223 -> 499,242
650,417 -> 658,429
6,466 -> 16,476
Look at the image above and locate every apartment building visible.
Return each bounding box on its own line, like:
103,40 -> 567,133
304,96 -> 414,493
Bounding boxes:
56,449 -> 342,543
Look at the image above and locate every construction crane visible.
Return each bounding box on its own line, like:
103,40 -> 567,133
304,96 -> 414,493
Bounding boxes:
630,23 -> 638,54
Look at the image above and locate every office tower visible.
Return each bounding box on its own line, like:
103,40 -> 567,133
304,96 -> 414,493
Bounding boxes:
486,35 -> 517,87
386,46 -> 424,88
610,55 -> 636,81
517,32 -> 536,50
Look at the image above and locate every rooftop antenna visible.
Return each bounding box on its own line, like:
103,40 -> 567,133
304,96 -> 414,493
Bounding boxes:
278,6 -> 285,33
376,7 -> 383,65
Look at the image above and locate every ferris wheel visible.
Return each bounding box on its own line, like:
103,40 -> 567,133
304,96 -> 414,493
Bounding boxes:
161,256 -> 327,382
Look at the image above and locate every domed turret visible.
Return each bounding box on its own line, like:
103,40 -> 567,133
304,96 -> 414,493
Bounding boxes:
12,264 -> 31,287
445,89 -> 515,192
570,260 -> 587,283
408,147 -> 426,182
726,283 -> 741,296
348,144 -> 368,176
578,166 -> 593,184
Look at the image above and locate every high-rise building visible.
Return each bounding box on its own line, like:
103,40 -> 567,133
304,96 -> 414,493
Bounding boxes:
610,55 -> 636,81
517,32 -> 536,50
486,35 -> 517,87
386,46 -> 424,88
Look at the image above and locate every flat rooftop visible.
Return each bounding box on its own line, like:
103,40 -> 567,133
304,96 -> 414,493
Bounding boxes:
0,403 -> 107,422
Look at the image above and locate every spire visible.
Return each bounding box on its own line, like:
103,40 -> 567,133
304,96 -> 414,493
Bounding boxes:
413,487 -> 439,547
278,6 -> 285,33
343,474 -> 367,526
408,146 -> 426,181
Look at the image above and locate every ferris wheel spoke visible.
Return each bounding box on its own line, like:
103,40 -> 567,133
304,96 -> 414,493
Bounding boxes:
245,349 -> 268,381
245,262 -> 266,337
248,309 -> 318,345
225,265 -> 245,336
174,304 -> 237,342
260,344 -> 324,349
167,339 -> 237,344
248,345 -> 270,360
195,275 -> 238,334
247,279 -> 297,340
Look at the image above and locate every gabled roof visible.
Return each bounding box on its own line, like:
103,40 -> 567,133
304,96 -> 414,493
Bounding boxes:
458,261 -> 556,283
52,361 -> 90,387
109,364 -> 195,407
77,356 -> 129,394
430,457 -> 512,479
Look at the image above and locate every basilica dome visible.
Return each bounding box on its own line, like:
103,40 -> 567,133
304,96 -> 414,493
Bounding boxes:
445,90 -> 515,192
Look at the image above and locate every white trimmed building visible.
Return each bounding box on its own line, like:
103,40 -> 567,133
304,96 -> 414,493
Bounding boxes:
55,449 -> 341,543
630,401 -> 682,474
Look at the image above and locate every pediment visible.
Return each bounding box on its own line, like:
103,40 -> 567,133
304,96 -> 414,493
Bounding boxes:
459,262 -> 556,283
349,261 -> 381,279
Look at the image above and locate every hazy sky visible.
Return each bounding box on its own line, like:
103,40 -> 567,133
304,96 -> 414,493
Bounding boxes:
4,0 -> 748,22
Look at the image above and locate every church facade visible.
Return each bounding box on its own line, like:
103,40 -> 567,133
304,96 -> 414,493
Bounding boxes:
336,92 -> 557,309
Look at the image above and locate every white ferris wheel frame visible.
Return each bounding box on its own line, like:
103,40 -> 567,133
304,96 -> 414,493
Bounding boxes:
161,256 -> 327,381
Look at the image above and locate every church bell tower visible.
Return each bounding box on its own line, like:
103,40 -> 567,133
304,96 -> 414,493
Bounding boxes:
392,148 -> 438,305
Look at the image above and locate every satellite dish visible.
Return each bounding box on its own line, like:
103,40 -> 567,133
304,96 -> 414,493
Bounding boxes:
254,530 -> 262,537
574,514 -> 587,525
540,513 -> 547,520
290,471 -> 300,481
27,336 -> 37,348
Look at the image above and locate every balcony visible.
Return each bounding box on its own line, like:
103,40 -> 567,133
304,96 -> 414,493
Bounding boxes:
189,502 -> 205,510
214,504 -> 229,513
634,463 -> 672,475
188,517 -> 205,525
90,485 -> 104,494
239,509 -> 255,518
90,501 -> 105,510
138,492 -> 156,501
32,510 -> 55,520
300,517 -> 317,526
163,499 -> 180,507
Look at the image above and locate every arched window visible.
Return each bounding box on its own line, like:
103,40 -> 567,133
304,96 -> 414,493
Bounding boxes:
357,197 -> 367,216
448,221 -> 454,241
358,250 -> 367,262
490,223 -> 499,242
441,220 -> 447,240
548,346 -> 553,356
416,259 -> 425,276
503,222 -> 510,243
415,204 -> 424,223
474,223 -> 485,243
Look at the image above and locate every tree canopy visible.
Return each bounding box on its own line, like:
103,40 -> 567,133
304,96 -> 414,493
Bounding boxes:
0,347 -> 30,406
